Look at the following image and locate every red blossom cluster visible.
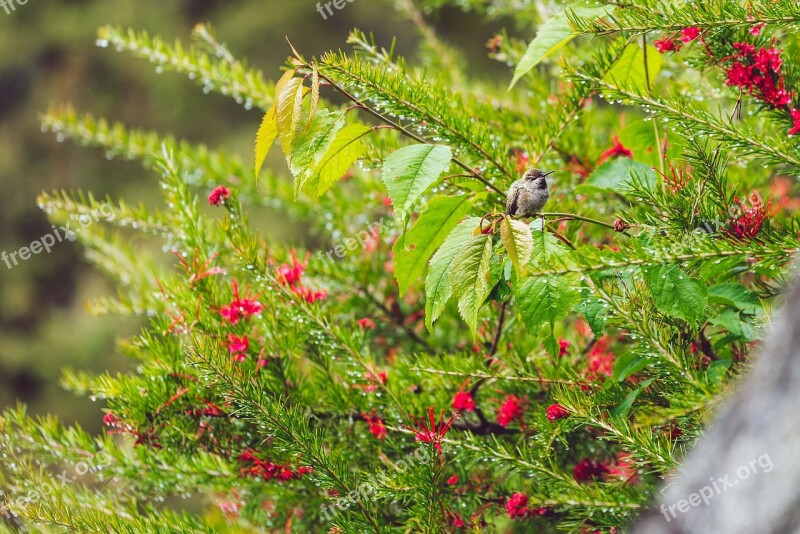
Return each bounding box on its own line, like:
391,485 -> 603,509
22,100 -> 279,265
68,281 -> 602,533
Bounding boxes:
276,254 -> 327,303
220,280 -> 263,324
596,135 -> 633,166
227,333 -> 249,362
452,390 -> 476,412
406,406 -> 460,456
505,493 -> 547,520
727,194 -> 772,240
357,317 -> 376,330
496,395 -> 523,427
654,26 -> 702,53
207,185 -> 231,206
573,458 -> 610,483
586,335 -> 616,381
545,403 -> 570,422
361,412 -> 387,440
557,338 -> 571,357
724,42 -> 792,108
238,449 -> 313,482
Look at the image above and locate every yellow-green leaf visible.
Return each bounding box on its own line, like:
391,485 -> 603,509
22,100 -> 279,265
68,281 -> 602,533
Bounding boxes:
603,43 -> 662,95
274,69 -> 304,156
500,217 -> 533,275
254,105 -> 278,178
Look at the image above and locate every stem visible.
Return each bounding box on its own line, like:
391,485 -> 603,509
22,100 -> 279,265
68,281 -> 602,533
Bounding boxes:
312,69 -> 506,198
539,212 -> 620,231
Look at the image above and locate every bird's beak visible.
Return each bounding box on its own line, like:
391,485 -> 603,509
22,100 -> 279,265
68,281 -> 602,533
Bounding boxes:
543,170 -> 555,177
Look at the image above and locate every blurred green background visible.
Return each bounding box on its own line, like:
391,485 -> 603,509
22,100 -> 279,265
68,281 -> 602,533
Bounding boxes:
0,1 -> 505,432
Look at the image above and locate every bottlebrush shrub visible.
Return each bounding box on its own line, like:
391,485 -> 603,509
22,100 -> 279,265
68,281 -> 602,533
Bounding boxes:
3,2 -> 800,532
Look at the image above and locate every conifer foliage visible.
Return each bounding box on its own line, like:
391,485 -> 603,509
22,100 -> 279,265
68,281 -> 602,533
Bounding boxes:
4,1 -> 800,532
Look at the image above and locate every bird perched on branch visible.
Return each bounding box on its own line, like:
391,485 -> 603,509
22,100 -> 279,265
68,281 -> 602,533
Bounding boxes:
506,169 -> 553,217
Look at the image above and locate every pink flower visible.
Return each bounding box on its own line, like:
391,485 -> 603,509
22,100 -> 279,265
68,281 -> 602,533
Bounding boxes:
447,475 -> 459,485
405,406 -> 460,456
208,186 -> 231,206
452,391 -> 476,412
357,317 -> 376,330
681,26 -> 700,42
505,493 -> 529,519
496,395 -> 523,427
545,403 -> 570,422
573,458 -> 610,482
750,23 -> 765,35
596,135 -> 633,165
558,338 -> 571,357
220,280 -> 263,324
362,413 -> 387,440
654,38 -> 681,53
789,109 -> 800,135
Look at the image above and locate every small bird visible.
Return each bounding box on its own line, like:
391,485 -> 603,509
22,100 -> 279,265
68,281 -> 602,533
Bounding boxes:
506,169 -> 553,217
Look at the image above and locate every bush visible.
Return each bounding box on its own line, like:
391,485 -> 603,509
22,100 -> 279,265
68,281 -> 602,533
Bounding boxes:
3,3 -> 800,532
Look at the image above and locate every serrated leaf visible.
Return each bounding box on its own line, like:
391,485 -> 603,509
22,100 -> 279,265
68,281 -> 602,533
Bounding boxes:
515,275 -> 580,335
274,70 -> 304,156
254,105 -> 278,177
425,217 -> 481,330
500,218 -> 533,275
393,195 -> 474,295
313,123 -> 371,197
529,226 -> 569,268
510,5 -> 614,88
450,233 -> 493,335
708,283 -> 760,314
577,297 -> 608,336
604,43 -> 662,94
644,264 -> 708,323
290,109 -> 345,184
306,65 -> 320,131
381,144 -> 452,213
577,157 -> 657,194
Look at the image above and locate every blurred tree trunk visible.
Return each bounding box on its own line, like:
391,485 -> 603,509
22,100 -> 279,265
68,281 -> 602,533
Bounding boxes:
635,277 -> 800,533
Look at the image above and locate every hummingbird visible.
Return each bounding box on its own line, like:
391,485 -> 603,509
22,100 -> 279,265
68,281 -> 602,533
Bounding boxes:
506,169 -> 553,217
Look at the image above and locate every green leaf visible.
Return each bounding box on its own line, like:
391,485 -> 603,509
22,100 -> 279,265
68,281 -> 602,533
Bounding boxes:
612,352 -> 649,382
510,5 -> 614,88
381,144 -> 452,213
290,109 -> 345,188
274,70 -> 304,156
393,195 -> 474,295
603,43 -> 662,94
254,105 -> 278,177
708,283 -> 760,314
515,275 -> 580,335
644,264 -> 708,323
707,358 -> 732,385
450,233 -> 493,335
577,157 -> 657,194
425,217 -> 481,330
530,226 -> 570,268
313,123 -> 372,197
611,378 -> 654,420
500,217 -> 533,275
577,296 -> 608,336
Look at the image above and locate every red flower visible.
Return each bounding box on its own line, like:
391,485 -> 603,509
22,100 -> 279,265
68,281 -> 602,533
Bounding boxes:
102,412 -> 120,426
654,37 -> 681,53
558,338 -> 571,357
220,280 -> 263,324
447,474 -> 459,485
586,335 -> 616,380
750,23 -> 765,36
505,493 -> 529,519
208,186 -> 231,206
789,109 -> 800,135
227,334 -> 249,361
357,317 -> 376,330
277,255 -> 305,287
362,413 -> 387,440
681,26 -> 700,42
727,195 -> 771,240
405,406 -> 460,456
546,403 -> 570,422
596,135 -> 633,165
606,452 -> 638,484
724,42 -> 793,109
512,148 -> 530,174
452,391 -> 476,412
573,458 -> 610,482
497,395 -> 523,427
291,285 -> 327,303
